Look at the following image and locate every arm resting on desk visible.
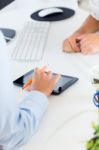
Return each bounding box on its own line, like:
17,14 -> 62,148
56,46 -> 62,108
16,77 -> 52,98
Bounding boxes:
0,91 -> 48,150
0,31 -> 49,150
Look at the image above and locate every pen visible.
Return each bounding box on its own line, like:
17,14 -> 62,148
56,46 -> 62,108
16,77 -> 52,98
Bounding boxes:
23,79 -> 32,89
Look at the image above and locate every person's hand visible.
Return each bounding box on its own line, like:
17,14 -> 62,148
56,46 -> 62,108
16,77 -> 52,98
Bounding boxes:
63,33 -> 81,53
24,66 -> 60,97
77,33 -> 99,54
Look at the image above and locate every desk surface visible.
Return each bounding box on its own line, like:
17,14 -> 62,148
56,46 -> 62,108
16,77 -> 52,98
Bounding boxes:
0,1 -> 98,150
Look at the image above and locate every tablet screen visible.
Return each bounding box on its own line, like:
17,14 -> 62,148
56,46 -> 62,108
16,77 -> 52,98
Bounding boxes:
13,69 -> 78,95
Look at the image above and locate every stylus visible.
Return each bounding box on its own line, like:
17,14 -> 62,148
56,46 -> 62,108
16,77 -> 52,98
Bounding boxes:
23,79 -> 32,89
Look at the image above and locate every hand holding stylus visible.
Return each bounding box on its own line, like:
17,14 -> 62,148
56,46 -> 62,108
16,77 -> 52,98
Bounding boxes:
23,66 -> 60,96
23,79 -> 32,89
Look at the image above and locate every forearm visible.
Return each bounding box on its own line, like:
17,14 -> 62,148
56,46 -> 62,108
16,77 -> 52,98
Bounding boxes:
74,15 -> 99,34
0,91 -> 48,150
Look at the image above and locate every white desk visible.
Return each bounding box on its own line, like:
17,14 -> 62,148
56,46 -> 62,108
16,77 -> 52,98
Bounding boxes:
0,1 -> 98,150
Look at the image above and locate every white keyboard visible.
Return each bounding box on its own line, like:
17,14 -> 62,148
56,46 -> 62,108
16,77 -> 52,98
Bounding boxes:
12,21 -> 50,61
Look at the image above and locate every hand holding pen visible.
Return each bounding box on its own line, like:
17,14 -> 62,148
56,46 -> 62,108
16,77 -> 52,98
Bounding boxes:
23,79 -> 32,90
23,66 -> 60,97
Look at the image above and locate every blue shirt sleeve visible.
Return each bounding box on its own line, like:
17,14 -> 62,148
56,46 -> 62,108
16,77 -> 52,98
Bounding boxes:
0,91 -> 49,150
0,31 -> 49,150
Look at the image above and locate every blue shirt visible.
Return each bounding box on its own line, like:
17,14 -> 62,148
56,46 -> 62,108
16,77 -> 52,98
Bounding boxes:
0,32 -> 49,150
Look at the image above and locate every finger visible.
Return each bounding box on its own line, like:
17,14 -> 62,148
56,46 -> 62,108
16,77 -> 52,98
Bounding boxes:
80,41 -> 92,53
63,39 -> 74,52
23,85 -> 32,91
33,67 -> 41,80
39,66 -> 47,79
80,39 -> 90,46
63,40 -> 68,52
81,46 -> 90,54
79,39 -> 91,53
40,66 -> 47,72
66,39 -> 75,52
67,38 -> 81,52
80,41 -> 90,49
76,34 -> 86,41
80,38 -> 90,46
69,39 -> 80,52
75,37 -> 86,52
34,67 -> 39,76
77,34 -> 91,45
47,71 -> 52,78
53,74 -> 61,84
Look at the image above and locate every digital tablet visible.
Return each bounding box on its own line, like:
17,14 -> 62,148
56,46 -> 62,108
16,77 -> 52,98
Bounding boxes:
13,70 -> 79,95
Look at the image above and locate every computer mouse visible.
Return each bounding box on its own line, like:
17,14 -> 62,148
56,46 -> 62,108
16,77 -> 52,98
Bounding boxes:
31,7 -> 75,21
38,7 -> 63,17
